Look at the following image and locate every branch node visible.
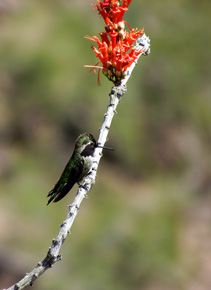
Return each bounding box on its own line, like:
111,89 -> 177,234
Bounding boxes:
68,204 -> 73,211
52,239 -> 59,246
83,193 -> 88,199
41,249 -> 55,268
108,103 -> 114,109
68,212 -> 73,218
33,273 -> 38,279
60,222 -> 67,228
57,254 -> 62,261
80,183 -> 89,191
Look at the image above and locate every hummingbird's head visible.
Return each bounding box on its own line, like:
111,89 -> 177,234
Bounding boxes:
75,133 -> 97,156
75,133 -> 114,156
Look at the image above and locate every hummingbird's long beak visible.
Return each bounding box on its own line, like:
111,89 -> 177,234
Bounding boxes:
97,144 -> 114,151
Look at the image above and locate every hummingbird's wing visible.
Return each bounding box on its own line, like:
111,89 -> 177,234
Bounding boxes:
47,159 -> 84,205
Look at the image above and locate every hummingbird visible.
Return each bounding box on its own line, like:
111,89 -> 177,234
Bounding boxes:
47,133 -> 113,205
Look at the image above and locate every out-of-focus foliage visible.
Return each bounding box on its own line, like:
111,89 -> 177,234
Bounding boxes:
0,0 -> 211,289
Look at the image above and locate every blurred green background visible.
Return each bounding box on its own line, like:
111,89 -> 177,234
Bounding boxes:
0,0 -> 211,289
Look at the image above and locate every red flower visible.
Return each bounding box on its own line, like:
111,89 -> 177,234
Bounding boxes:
85,0 -> 144,85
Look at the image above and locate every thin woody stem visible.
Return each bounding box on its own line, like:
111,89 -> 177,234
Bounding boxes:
4,33 -> 150,290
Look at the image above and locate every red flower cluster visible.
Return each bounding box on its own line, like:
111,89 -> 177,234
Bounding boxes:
85,0 -> 144,85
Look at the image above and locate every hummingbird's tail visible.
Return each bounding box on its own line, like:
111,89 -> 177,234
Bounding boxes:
47,190 -> 57,205
47,180 -> 76,205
